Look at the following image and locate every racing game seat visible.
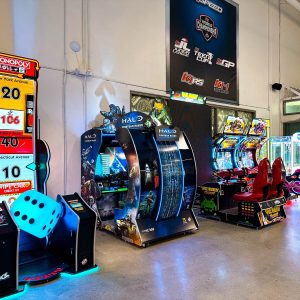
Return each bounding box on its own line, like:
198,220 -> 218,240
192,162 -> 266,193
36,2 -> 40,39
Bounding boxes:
233,158 -> 271,202
269,157 -> 285,199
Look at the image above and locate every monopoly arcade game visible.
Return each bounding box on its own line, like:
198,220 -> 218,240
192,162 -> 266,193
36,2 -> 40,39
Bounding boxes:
0,53 -> 50,207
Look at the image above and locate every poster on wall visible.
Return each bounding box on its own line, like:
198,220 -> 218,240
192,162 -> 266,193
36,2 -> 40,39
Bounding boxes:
167,0 -> 239,105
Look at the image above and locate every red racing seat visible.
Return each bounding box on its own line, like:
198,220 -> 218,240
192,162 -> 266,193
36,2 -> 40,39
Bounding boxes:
233,158 -> 271,202
269,157 -> 285,198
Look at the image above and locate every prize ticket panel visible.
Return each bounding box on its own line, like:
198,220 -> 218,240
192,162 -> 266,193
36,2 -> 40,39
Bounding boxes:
0,75 -> 36,206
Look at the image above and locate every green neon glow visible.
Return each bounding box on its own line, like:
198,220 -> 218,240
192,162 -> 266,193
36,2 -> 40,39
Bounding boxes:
60,266 -> 100,279
102,188 -> 128,194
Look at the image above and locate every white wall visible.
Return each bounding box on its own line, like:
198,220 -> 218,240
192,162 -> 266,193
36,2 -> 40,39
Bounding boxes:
280,1 -> 300,125
0,0 -> 300,197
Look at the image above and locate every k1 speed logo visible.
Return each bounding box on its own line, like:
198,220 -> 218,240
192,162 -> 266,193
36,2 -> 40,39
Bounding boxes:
214,79 -> 230,94
216,58 -> 235,69
173,38 -> 191,57
181,72 -> 204,87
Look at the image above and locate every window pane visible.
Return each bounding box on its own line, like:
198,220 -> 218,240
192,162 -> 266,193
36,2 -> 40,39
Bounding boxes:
284,100 -> 300,115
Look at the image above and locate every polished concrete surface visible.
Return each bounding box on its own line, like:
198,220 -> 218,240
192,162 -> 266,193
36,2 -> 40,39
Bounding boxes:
12,201 -> 300,300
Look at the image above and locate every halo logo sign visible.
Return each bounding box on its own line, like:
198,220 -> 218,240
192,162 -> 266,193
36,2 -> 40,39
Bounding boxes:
196,15 -> 218,42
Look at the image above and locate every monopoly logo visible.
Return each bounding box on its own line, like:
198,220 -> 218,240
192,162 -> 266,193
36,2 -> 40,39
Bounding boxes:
194,48 -> 213,65
214,79 -> 230,94
216,58 -> 235,68
196,15 -> 218,42
122,115 -> 143,124
195,0 -> 223,13
181,72 -> 204,86
0,272 -> 10,281
173,38 -> 191,57
0,56 -> 30,69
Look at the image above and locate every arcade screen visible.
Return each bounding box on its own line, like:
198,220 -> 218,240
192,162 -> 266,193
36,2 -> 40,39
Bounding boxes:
242,150 -> 255,168
0,75 -> 36,207
216,151 -> 233,170
95,147 -> 127,177
68,200 -> 85,212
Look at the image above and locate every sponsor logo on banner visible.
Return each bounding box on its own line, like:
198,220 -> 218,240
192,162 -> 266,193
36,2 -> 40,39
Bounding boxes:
194,48 -> 213,64
181,72 -> 204,86
173,38 -> 191,57
195,0 -> 223,13
214,79 -> 230,94
196,15 -> 218,42
216,58 -> 235,68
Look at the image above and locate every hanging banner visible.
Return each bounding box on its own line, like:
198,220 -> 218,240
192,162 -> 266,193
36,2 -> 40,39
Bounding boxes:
167,0 -> 239,105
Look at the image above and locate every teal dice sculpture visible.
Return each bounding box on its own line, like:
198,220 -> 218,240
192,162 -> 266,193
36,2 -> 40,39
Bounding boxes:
10,190 -> 63,239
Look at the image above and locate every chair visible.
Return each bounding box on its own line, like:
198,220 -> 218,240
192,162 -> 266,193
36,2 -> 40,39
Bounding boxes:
269,157 -> 285,199
233,158 -> 271,202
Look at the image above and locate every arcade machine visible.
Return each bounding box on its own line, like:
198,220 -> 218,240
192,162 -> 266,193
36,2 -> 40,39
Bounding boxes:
0,52 -> 50,207
81,107 -> 198,247
212,116 -> 246,171
270,136 -> 292,174
201,117 -> 247,215
0,191 -> 97,298
236,118 -> 269,169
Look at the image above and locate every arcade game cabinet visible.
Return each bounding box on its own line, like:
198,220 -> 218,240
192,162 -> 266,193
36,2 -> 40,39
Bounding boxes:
212,116 -> 246,171
236,118 -> 269,169
0,191 -> 97,298
81,107 -> 198,247
0,53 -> 50,207
200,116 -> 247,215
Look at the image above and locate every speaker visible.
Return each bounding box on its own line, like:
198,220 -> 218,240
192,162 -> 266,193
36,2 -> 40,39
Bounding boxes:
272,83 -> 282,91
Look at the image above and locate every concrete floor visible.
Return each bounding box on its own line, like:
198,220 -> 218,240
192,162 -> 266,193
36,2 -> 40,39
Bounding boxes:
11,201 -> 300,300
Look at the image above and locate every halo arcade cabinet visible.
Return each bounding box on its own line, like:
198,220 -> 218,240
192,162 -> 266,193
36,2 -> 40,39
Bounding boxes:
81,109 -> 198,247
